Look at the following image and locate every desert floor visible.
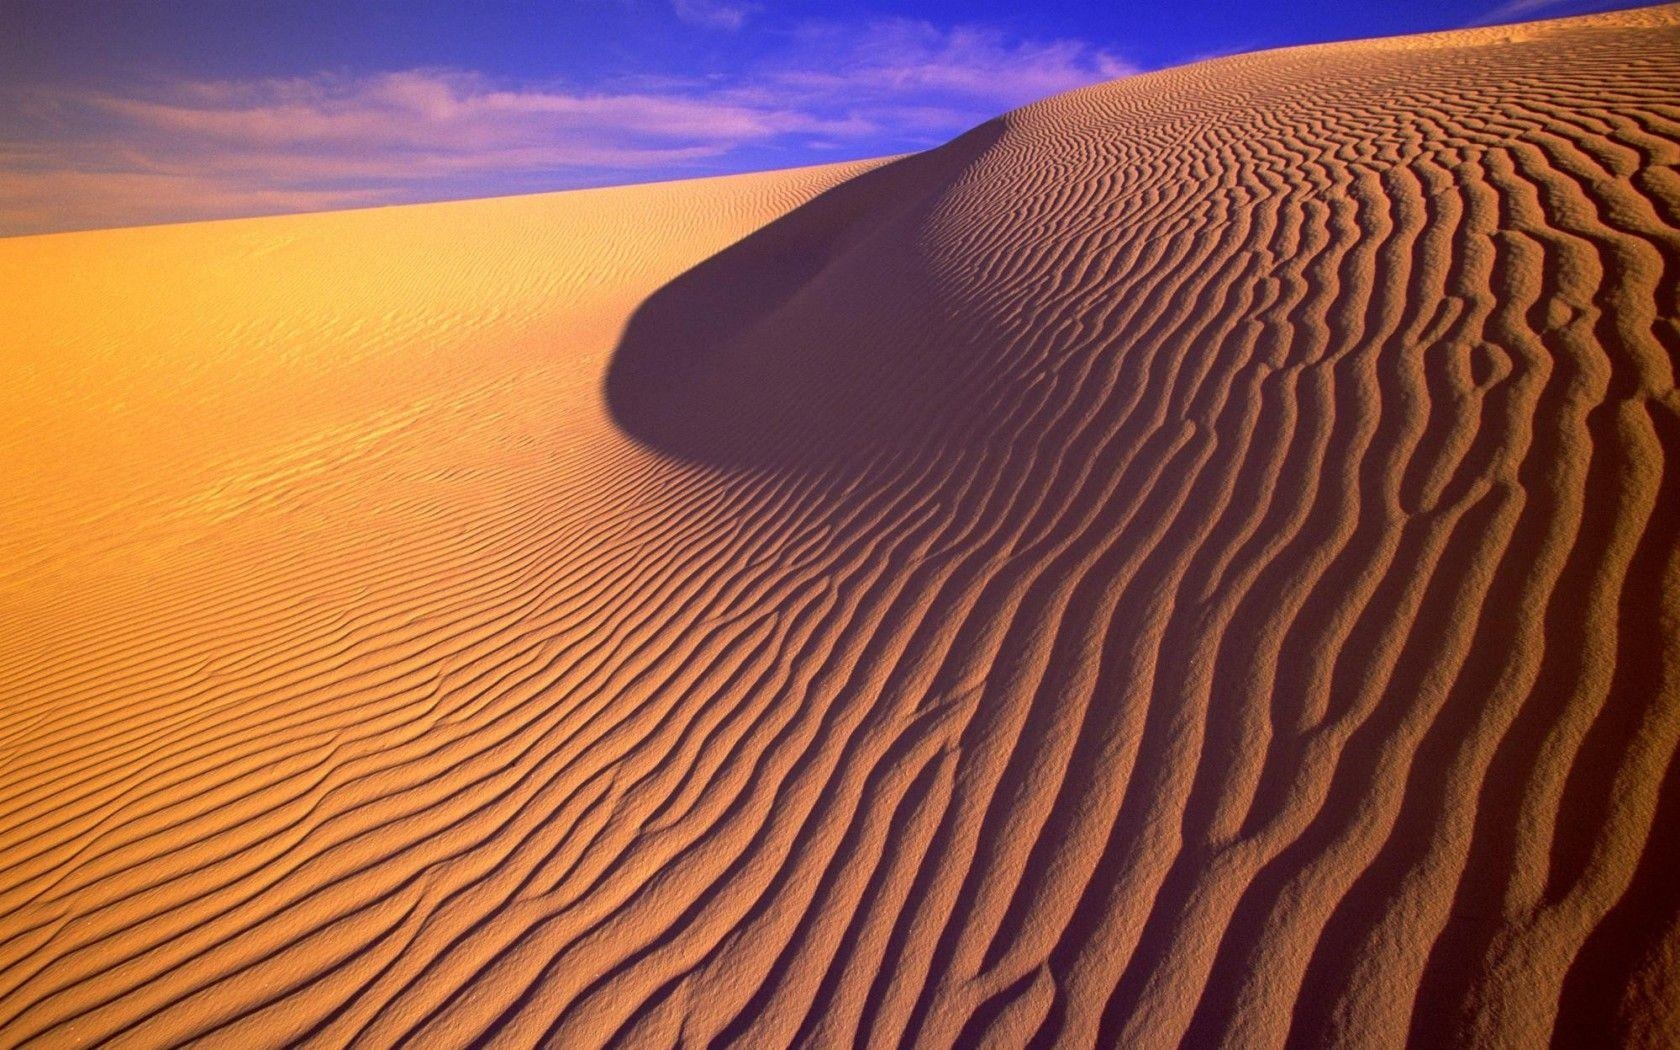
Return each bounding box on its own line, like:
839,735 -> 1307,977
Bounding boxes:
3,6 -> 1678,1047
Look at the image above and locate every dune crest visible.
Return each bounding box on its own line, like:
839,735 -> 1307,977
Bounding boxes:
3,6 -> 1678,1047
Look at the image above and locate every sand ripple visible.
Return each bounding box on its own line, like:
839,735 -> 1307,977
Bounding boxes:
2,7 -> 1677,1047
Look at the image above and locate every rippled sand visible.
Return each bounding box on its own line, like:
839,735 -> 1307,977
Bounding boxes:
3,6 -> 1677,1046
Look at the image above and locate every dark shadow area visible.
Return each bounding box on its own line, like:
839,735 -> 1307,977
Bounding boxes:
604,120 -> 1006,474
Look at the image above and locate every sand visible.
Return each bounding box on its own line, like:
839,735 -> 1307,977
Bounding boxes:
2,6 -> 1678,1047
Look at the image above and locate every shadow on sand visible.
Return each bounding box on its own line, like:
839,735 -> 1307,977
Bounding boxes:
603,120 -> 1006,475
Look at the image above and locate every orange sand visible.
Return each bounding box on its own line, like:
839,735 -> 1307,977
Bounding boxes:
3,6 -> 1678,1047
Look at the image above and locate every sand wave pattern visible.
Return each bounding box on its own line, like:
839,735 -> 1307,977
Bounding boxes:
3,7 -> 1679,1047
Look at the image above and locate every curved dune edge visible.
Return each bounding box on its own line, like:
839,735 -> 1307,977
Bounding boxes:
2,6 -> 1678,1047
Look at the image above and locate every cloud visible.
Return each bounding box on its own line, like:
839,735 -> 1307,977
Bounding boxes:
0,168 -> 391,239
0,70 -> 837,234
769,20 -> 1134,108
0,20 -> 1134,235
671,0 -> 754,31
1466,0 -> 1621,26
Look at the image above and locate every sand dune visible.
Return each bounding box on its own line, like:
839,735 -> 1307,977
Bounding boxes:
3,6 -> 1678,1047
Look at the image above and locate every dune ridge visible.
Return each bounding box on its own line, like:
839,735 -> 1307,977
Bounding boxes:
3,6 -> 1679,1047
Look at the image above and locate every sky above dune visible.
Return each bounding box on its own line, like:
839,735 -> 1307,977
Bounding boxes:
0,0 -> 1647,235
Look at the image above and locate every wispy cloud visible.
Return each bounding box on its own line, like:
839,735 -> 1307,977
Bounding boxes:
0,71 -> 818,234
0,19 -> 1133,235
671,0 -> 755,31
771,21 -> 1134,107
1466,0 -> 1621,27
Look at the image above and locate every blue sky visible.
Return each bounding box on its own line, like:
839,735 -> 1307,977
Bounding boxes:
0,0 -> 1645,234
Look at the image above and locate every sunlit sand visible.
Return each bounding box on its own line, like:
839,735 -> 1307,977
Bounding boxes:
2,7 -> 1677,1046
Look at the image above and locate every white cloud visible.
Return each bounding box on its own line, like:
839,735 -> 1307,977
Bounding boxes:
0,20 -> 1135,235
671,0 -> 755,31
1466,0 -> 1617,27
769,20 -> 1134,107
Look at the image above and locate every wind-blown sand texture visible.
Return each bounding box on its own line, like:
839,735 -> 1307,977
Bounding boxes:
3,6 -> 1679,1047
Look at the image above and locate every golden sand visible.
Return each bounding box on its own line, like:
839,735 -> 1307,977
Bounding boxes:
2,7 -> 1677,1046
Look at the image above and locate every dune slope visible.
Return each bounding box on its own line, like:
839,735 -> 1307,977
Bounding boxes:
3,6 -> 1679,1047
